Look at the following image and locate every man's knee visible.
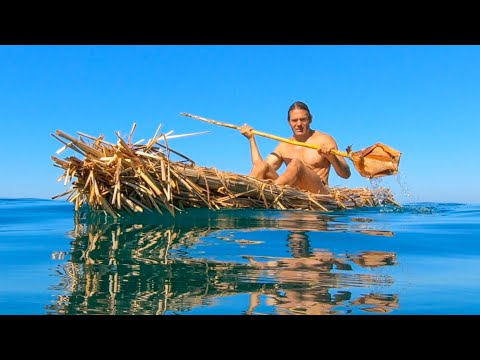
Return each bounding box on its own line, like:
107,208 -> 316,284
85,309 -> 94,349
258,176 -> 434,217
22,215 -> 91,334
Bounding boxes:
286,158 -> 304,173
251,160 -> 277,179
252,160 -> 269,172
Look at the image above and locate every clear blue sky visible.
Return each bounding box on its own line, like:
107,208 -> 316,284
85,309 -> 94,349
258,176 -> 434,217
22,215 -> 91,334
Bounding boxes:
1,45 -> 478,204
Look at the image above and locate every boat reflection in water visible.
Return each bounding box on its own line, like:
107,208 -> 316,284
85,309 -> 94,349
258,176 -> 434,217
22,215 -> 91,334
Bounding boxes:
47,207 -> 399,315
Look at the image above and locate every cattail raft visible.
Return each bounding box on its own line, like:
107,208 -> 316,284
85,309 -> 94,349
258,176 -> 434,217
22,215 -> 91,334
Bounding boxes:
51,126 -> 399,218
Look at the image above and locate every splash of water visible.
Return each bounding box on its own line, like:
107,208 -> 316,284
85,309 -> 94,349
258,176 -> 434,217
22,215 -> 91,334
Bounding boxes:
367,178 -> 394,206
394,172 -> 423,204
368,172 -> 436,214
368,172 -> 422,206
369,177 -> 383,190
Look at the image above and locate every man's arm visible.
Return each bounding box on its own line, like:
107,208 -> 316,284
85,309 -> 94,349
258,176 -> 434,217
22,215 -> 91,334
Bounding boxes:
264,145 -> 283,171
329,153 -> 351,179
319,137 -> 351,179
241,124 -> 263,164
247,135 -> 263,164
241,124 -> 283,176
241,125 -> 283,169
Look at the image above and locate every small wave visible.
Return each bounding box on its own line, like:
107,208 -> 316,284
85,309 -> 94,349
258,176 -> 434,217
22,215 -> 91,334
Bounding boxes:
375,202 -> 445,215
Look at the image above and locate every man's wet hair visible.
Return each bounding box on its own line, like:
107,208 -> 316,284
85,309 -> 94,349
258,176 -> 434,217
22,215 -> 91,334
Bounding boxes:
288,101 -> 313,122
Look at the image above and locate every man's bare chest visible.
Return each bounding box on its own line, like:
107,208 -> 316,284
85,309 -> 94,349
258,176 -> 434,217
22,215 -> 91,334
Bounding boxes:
283,146 -> 327,167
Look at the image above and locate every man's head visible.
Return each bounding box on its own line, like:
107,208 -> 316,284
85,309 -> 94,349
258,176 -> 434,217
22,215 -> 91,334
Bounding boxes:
288,101 -> 313,122
287,101 -> 313,139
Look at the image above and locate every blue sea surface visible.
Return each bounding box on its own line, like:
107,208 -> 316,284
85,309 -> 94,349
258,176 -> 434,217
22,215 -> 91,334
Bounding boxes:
1,198 -> 479,315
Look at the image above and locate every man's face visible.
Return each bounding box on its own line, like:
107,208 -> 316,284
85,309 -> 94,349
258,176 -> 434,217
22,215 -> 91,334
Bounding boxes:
288,109 -> 311,137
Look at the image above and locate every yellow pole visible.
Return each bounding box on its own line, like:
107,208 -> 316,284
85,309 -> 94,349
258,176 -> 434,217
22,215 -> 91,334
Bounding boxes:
180,113 -> 351,158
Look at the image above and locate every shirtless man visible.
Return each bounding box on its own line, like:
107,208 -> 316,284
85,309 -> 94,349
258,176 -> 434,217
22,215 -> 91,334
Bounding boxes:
240,101 -> 351,194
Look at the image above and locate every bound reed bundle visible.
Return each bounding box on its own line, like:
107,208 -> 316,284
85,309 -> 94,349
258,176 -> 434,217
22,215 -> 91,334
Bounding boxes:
51,125 -> 399,218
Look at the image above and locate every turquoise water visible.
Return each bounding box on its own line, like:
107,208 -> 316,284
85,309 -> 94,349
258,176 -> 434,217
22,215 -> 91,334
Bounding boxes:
1,198 -> 479,315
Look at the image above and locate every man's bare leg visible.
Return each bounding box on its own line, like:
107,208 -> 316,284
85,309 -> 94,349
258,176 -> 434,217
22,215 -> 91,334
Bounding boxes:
274,159 -> 329,194
249,160 -> 279,180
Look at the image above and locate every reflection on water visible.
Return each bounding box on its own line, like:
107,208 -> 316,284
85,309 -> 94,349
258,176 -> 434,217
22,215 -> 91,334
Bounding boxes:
47,208 -> 399,315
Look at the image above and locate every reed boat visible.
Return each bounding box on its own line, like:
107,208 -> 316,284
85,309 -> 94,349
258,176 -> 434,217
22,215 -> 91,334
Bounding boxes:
51,126 -> 400,218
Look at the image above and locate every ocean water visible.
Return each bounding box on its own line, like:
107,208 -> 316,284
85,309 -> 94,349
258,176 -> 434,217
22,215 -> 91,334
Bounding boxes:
1,198 -> 479,315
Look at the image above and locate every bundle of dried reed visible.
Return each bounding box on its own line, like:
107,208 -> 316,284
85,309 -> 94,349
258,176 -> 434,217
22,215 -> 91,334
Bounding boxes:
51,125 -> 399,218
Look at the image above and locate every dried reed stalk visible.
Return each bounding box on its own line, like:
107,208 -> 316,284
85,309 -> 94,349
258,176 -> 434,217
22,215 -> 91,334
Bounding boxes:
51,125 -> 399,217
